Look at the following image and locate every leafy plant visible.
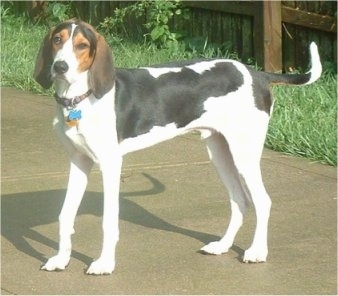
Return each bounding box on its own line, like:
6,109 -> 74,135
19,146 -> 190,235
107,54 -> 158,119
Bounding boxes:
143,0 -> 188,47
99,0 -> 189,49
45,1 -> 72,24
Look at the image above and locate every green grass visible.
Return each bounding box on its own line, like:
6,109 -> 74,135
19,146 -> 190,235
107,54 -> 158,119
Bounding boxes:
267,78 -> 337,165
1,16 -> 48,93
1,15 -> 336,165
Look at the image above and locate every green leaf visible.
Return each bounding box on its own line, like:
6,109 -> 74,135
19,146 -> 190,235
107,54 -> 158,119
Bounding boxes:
150,26 -> 165,41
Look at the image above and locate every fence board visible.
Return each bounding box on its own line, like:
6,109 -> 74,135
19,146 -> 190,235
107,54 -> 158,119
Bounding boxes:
263,1 -> 282,72
282,5 -> 337,33
185,1 -> 254,16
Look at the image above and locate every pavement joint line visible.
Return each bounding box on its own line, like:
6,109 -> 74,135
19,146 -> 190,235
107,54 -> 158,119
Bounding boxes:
1,160 -> 211,182
123,160 -> 210,171
263,156 -> 336,179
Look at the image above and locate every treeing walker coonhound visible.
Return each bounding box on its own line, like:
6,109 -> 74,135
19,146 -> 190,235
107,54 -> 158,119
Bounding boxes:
33,19 -> 322,275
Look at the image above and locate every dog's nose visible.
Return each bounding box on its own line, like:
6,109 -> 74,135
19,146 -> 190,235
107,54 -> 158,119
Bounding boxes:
53,61 -> 69,74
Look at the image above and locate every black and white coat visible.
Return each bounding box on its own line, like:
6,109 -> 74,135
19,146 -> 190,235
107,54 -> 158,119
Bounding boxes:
34,19 -> 322,275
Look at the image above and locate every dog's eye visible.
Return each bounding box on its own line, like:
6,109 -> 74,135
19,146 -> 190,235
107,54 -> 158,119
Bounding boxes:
53,36 -> 62,45
76,43 -> 89,50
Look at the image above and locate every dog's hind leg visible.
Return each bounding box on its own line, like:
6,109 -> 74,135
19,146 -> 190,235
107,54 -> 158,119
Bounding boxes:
234,157 -> 271,263
222,114 -> 271,263
41,153 -> 94,271
201,132 -> 250,255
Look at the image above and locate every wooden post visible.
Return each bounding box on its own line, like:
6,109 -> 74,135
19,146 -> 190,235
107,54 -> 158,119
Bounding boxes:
263,1 -> 282,72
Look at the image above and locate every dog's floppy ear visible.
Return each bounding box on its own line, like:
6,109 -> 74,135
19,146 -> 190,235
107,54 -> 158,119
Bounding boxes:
33,28 -> 54,89
88,34 -> 115,99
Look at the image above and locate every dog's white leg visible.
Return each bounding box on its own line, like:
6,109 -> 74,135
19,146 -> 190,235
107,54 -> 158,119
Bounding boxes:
224,117 -> 271,263
41,153 -> 93,271
238,162 -> 271,263
86,154 -> 122,275
201,133 -> 250,255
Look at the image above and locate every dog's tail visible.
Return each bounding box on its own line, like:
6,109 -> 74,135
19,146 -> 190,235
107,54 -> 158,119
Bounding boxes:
266,42 -> 322,86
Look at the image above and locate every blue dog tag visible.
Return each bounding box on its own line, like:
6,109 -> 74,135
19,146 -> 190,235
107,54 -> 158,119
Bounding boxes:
66,109 -> 82,127
68,109 -> 82,121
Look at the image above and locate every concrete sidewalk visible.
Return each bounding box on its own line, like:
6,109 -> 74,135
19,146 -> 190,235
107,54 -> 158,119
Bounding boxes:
1,87 -> 337,295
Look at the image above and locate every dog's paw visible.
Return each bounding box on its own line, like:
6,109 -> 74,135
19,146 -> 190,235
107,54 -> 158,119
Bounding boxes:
41,254 -> 70,271
243,247 -> 268,263
86,258 -> 115,275
200,241 -> 229,255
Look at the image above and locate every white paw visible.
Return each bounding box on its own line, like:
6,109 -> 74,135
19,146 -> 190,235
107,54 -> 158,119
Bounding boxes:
200,241 -> 229,255
41,254 -> 70,271
243,247 -> 268,263
86,258 -> 115,275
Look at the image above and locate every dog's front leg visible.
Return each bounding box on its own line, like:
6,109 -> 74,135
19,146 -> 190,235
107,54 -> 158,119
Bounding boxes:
41,153 -> 93,271
86,155 -> 122,275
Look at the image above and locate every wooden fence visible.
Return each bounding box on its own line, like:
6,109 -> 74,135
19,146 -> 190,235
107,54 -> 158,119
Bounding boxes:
10,1 -> 337,72
183,1 -> 337,72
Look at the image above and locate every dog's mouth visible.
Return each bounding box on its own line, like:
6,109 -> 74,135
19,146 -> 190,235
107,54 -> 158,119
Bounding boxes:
51,70 -> 76,85
52,72 -> 67,80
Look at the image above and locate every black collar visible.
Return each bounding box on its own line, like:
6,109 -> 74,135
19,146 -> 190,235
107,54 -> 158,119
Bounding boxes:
54,89 -> 92,109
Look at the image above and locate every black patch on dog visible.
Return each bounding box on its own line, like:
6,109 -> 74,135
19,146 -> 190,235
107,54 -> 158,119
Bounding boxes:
114,61 -> 244,142
249,69 -> 273,114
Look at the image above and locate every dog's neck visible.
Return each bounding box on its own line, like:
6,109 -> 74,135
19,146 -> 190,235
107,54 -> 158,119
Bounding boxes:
54,71 -> 90,100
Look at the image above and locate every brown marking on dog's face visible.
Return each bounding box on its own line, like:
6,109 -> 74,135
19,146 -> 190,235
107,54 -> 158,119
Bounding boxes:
72,31 -> 96,73
51,26 -> 72,58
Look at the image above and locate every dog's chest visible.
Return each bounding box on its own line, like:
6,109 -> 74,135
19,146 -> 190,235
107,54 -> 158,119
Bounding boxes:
64,124 -> 98,160
54,92 -> 117,162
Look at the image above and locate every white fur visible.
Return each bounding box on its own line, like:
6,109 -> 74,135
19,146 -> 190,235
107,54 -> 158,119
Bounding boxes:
305,42 -> 322,85
141,67 -> 182,78
120,123 -> 182,155
186,59 -> 226,74
143,59 -> 233,79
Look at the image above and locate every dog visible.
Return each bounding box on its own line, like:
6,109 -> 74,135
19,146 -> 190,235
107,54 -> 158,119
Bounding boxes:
33,19 -> 322,275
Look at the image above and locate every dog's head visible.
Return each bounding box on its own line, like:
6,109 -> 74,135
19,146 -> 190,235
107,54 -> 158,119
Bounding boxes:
33,19 -> 114,99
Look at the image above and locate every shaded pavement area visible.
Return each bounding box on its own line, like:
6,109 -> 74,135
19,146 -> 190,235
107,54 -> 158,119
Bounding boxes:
1,87 -> 337,295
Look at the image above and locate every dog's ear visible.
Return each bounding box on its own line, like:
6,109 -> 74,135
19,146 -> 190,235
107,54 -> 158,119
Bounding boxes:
33,28 -> 54,89
88,34 -> 115,99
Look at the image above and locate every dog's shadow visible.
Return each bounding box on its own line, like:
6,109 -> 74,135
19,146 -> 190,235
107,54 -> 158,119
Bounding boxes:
1,173 -> 242,266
